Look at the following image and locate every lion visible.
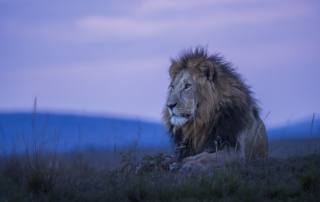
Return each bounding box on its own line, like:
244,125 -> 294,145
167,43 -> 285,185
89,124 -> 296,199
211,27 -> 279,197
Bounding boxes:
162,47 -> 268,171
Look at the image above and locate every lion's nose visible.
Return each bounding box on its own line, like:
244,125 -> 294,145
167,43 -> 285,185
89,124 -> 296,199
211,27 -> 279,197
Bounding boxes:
166,103 -> 177,110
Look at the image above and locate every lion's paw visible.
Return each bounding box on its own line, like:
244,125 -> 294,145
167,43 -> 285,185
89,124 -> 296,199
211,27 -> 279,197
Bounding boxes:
179,152 -> 217,172
179,157 -> 204,172
179,162 -> 202,172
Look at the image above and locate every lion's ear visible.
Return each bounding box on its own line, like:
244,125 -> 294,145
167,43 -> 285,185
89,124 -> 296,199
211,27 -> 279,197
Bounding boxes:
169,61 -> 181,79
198,61 -> 214,81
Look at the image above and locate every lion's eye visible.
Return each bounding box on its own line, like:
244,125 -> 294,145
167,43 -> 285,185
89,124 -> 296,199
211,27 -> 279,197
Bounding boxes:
184,84 -> 191,90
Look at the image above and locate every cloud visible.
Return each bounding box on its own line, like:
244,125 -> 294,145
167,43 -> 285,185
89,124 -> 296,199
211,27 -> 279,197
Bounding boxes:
136,0 -> 256,13
1,1 -> 317,44
1,56 -> 169,79
76,16 -> 166,38
72,2 -> 315,40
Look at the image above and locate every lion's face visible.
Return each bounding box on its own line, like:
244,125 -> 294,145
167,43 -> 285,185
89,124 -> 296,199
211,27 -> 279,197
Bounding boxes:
166,69 -> 197,126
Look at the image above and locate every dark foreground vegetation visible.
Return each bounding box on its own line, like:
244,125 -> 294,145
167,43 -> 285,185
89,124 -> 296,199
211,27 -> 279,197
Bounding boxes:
1,149 -> 320,202
1,100 -> 319,201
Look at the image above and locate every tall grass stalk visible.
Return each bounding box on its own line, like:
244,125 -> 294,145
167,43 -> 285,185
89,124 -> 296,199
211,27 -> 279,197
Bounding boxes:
215,141 -> 218,161
31,97 -> 39,172
249,111 -> 270,161
22,98 -> 39,171
77,124 -> 81,164
315,127 -> 320,154
22,132 -> 34,170
0,123 -> 6,156
49,130 -> 60,170
310,113 -> 315,136
308,113 -> 315,153
134,117 -> 141,149
235,141 -> 238,152
192,90 -> 197,155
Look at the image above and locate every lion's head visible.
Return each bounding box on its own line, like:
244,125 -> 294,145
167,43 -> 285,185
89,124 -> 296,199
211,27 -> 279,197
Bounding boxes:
163,48 -> 220,130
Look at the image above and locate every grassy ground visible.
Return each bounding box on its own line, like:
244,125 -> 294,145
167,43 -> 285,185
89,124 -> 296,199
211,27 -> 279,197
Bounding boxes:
2,100 -> 319,201
1,145 -> 320,202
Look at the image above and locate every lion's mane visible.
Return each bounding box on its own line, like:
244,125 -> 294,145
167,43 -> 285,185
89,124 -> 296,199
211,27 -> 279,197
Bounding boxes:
163,47 -> 260,162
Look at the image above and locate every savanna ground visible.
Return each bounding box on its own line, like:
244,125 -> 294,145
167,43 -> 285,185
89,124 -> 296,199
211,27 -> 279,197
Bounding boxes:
1,135 -> 320,202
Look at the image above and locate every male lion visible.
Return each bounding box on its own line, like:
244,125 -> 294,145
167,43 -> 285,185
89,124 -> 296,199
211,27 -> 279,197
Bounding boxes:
163,47 -> 268,171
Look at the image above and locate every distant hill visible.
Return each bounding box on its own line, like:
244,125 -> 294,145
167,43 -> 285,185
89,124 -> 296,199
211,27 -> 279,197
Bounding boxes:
0,113 -> 171,155
267,117 -> 320,139
0,113 -> 319,155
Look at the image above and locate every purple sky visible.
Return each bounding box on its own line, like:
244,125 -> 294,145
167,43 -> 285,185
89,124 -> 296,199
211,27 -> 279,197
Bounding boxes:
0,0 -> 319,128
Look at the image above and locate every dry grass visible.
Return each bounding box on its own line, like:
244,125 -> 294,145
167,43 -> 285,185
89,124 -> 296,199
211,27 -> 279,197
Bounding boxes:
1,148 -> 320,202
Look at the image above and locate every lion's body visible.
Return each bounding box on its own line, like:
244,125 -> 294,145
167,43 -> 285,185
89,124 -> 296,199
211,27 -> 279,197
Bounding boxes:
163,47 -> 268,170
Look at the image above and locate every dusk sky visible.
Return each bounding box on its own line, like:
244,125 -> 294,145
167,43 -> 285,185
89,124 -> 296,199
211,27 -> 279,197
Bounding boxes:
1,0 -> 319,128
